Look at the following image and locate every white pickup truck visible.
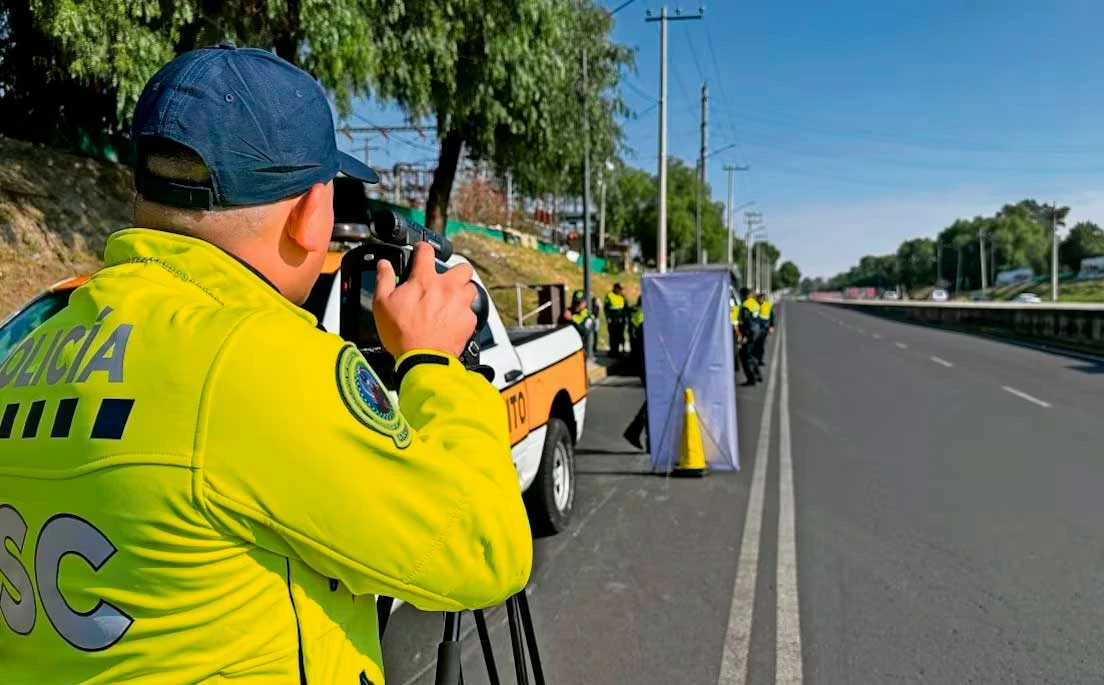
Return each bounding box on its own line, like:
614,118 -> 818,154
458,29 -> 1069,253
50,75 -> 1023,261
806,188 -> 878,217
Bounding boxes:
0,237 -> 589,536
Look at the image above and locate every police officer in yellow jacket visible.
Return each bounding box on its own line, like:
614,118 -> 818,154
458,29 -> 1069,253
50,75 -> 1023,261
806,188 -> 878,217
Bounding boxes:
752,292 -> 775,366
735,287 -> 762,386
0,45 -> 531,685
604,283 -> 627,357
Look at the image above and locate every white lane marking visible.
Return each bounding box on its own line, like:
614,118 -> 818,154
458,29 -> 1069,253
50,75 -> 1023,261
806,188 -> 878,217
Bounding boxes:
872,333 -> 882,340
895,342 -> 909,349
718,332 -> 781,685
777,319 -> 804,683
855,327 -> 866,334
930,356 -> 954,368
1001,386 -> 1052,408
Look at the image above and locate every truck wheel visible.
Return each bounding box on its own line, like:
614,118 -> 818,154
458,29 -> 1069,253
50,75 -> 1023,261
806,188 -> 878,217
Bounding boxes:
524,418 -> 575,537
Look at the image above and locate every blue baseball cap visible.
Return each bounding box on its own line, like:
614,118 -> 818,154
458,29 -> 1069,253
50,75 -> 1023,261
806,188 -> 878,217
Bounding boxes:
132,43 -> 378,210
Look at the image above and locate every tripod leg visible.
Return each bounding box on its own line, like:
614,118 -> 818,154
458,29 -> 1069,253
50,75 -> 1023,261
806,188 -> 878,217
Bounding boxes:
515,591 -> 547,685
506,598 -> 530,685
472,610 -> 501,685
434,613 -> 464,685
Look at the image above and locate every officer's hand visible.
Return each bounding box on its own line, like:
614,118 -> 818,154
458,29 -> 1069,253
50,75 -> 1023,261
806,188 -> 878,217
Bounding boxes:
374,242 -> 478,359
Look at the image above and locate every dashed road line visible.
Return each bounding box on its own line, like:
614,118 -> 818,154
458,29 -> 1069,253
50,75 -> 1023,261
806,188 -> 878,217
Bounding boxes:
1001,386 -> 1052,408
776,322 -> 803,684
895,342 -> 908,349
871,333 -> 882,340
718,333 -> 781,685
929,356 -> 954,368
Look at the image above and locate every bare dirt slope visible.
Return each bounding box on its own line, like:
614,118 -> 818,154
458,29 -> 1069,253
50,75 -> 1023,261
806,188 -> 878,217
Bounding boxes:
0,137 -> 639,339
0,136 -> 133,314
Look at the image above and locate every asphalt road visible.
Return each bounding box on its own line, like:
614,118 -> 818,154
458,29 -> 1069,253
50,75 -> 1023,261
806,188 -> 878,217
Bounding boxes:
380,303 -> 1104,685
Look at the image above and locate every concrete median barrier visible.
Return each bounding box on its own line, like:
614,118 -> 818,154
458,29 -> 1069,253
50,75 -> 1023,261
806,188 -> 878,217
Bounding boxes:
823,300 -> 1104,356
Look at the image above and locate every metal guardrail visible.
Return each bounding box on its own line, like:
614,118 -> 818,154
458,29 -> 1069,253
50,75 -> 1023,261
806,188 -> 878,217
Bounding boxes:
836,299 -> 1104,311
821,299 -> 1104,356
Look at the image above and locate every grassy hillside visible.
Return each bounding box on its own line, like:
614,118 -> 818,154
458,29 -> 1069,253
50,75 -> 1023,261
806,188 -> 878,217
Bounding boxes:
452,232 -> 639,349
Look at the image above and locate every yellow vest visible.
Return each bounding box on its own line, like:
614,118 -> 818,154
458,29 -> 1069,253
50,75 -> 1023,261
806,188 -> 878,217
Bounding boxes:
604,292 -> 625,311
742,297 -> 760,316
572,306 -> 592,325
759,301 -> 773,319
0,229 -> 532,684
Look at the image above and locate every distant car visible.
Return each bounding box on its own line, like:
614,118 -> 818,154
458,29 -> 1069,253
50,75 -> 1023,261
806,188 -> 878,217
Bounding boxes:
929,288 -> 949,302
882,291 -> 900,301
1013,292 -> 1043,304
970,293 -> 993,302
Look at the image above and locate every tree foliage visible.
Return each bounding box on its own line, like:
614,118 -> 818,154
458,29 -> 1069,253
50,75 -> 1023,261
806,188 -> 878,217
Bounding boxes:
1059,221 -> 1104,272
604,159 -> 745,268
11,0 -> 384,126
821,199 -> 1079,293
775,261 -> 801,290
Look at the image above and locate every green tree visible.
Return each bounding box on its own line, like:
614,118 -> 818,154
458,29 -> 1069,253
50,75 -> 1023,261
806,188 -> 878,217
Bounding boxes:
896,238 -> 935,290
23,0 -> 384,121
775,261 -> 801,290
1059,221 -> 1104,272
0,0 -> 123,148
373,0 -> 632,229
605,166 -> 654,242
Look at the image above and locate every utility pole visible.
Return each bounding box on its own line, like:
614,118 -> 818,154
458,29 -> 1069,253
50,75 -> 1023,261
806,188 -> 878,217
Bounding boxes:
581,47 -> 592,354
646,6 -> 703,273
936,243 -> 943,288
723,164 -> 750,265
744,211 -> 763,289
598,177 -> 607,253
1051,202 -> 1059,302
955,243 -> 963,294
506,171 -> 513,228
979,227 -> 987,292
725,166 -> 734,265
695,82 -> 708,263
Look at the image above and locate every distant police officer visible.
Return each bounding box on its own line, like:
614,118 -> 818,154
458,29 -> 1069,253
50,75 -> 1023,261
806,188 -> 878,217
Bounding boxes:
736,287 -> 762,386
752,291 -> 775,366
0,46 -> 531,684
623,296 -> 648,450
563,289 -> 595,357
604,283 -> 627,357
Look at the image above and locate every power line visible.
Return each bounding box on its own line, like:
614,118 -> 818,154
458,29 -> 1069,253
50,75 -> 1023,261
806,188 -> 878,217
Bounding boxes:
682,30 -> 707,84
709,106 -> 1104,155
704,25 -> 731,109
622,76 -> 657,103
607,0 -> 641,16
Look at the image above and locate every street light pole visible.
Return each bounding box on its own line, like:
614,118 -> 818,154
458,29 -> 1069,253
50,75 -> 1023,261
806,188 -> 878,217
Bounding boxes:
1051,203 -> 1059,302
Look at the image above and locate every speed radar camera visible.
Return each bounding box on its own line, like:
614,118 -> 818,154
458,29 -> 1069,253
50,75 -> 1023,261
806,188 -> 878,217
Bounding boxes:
331,176 -> 491,384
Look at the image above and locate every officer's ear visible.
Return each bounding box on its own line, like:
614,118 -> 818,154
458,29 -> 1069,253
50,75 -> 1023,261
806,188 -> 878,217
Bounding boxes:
285,181 -> 333,253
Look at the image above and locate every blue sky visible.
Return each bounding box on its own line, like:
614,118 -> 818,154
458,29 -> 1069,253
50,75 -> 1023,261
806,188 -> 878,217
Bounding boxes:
344,1 -> 1104,278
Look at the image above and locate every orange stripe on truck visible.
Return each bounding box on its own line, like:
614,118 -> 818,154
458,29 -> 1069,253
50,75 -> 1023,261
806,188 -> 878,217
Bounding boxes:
501,349 -> 587,446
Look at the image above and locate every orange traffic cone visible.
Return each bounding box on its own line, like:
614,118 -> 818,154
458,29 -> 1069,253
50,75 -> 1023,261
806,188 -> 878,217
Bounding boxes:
673,387 -> 707,477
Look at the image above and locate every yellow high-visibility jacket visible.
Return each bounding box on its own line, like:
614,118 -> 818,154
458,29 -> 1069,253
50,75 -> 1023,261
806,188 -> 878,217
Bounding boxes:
0,228 -> 533,685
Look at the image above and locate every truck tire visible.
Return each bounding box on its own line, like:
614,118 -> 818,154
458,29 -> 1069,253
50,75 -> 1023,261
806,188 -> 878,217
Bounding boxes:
524,418 -> 575,537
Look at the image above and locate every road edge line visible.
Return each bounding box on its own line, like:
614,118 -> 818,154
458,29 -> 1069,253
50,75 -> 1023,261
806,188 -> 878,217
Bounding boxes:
776,317 -> 803,683
718,325 -> 781,685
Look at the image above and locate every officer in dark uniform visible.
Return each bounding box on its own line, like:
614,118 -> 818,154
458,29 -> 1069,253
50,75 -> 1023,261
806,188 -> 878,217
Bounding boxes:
752,291 -> 775,366
736,287 -> 762,386
623,296 -> 648,450
562,289 -> 595,358
604,283 -> 628,357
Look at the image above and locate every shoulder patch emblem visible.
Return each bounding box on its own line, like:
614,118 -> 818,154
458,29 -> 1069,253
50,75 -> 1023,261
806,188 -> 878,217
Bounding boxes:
336,346 -> 411,448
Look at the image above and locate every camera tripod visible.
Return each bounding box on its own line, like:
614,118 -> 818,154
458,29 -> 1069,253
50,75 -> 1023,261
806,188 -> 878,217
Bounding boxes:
378,590 -> 546,685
